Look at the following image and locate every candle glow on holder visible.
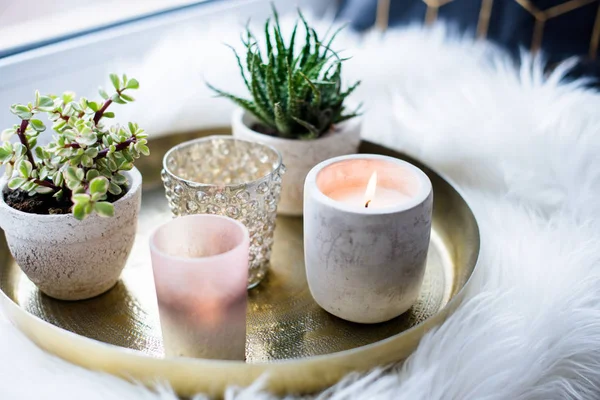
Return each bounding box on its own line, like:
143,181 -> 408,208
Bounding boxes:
149,214 -> 250,360
304,154 -> 433,324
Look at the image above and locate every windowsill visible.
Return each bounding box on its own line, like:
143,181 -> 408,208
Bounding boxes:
0,0 -> 211,57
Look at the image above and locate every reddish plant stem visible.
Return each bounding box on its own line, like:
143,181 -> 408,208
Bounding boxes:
63,137 -> 136,156
33,179 -> 60,191
16,120 -> 36,167
93,99 -> 113,125
93,87 -> 122,125
96,137 -> 137,159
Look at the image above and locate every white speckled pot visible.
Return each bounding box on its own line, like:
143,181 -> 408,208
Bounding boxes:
304,155 -> 433,324
232,109 -> 361,216
0,168 -> 142,301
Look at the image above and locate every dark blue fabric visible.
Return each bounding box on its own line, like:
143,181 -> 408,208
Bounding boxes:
337,0 -> 600,84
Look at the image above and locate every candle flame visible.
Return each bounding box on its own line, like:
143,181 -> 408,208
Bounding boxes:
364,172 -> 377,208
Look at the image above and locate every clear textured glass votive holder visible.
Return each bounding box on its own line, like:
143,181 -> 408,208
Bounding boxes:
161,136 -> 285,288
149,214 -> 249,360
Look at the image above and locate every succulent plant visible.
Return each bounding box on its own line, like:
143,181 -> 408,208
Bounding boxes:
0,73 -> 149,220
208,7 -> 361,140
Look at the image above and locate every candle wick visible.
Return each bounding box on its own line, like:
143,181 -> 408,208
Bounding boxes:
365,200 -> 371,208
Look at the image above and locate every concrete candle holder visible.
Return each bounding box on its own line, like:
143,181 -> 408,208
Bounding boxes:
304,154 -> 433,324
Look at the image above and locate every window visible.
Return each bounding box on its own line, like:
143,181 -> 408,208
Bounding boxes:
0,0 -> 334,131
0,0 -> 212,57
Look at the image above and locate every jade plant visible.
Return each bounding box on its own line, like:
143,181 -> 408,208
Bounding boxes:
0,73 -> 149,220
208,7 -> 361,139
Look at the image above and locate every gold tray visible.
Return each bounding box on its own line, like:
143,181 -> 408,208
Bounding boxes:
0,130 -> 479,397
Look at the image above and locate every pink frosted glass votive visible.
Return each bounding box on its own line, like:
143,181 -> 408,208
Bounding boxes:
149,214 -> 249,360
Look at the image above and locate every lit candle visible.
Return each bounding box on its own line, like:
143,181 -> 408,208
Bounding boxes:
327,171 -> 413,209
304,154 -> 433,324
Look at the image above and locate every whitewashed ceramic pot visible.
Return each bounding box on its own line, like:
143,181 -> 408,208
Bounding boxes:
232,108 -> 362,216
304,155 -> 433,324
0,168 -> 142,301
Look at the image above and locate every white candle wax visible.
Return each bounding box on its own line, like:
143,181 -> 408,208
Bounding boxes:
327,186 -> 411,209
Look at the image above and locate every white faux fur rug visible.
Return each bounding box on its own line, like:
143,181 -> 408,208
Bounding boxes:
3,15 -> 600,400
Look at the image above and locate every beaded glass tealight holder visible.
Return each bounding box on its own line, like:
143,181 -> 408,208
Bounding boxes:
161,136 -> 285,288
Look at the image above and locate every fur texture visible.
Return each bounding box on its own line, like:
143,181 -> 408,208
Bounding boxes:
2,15 -> 600,400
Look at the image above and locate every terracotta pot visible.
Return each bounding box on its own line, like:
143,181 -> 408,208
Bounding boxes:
0,168 -> 142,301
231,109 -> 361,216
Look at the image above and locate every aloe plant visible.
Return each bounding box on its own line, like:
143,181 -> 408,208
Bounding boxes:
208,7 -> 360,140
0,73 -> 149,220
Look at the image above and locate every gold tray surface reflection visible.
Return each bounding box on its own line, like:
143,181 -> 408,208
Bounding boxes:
0,130 -> 479,395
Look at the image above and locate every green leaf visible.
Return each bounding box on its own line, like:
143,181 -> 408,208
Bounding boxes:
285,58 -> 299,118
90,176 -> 109,194
108,182 -> 122,196
35,186 -> 55,195
13,143 -> 26,157
299,72 -> 321,107
107,158 -> 118,172
18,160 -> 33,178
274,103 -> 291,136
120,94 -> 135,102
72,193 -> 90,204
206,82 -> 273,127
291,116 -> 320,138
86,169 -> 100,181
8,177 -> 26,190
109,73 -> 120,90
73,203 -> 87,220
1,128 -> 15,141
0,147 -> 12,163
99,87 -> 109,100
22,181 -> 36,192
137,144 -> 150,156
85,148 -> 99,158
65,167 -> 79,182
76,168 -> 85,181
127,122 -> 136,135
37,96 -> 55,111
62,92 -> 75,104
38,167 -> 48,180
27,137 -> 38,149
77,133 -> 98,147
11,104 -> 32,120
81,155 -> 93,168
54,172 -> 64,187
111,172 -> 127,185
87,101 -> 100,112
125,79 -> 139,89
4,163 -> 13,177
29,119 -> 46,133
225,44 -> 250,91
94,202 -> 115,218
112,96 -> 127,105
102,112 -> 115,118
288,22 -> 298,65
36,146 -> 48,160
